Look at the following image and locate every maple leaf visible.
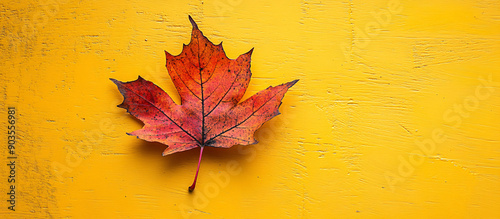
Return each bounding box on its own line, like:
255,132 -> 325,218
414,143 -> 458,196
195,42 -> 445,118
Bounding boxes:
110,16 -> 298,192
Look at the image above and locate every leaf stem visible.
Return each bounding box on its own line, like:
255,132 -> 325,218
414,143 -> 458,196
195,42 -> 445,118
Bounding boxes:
189,146 -> 204,192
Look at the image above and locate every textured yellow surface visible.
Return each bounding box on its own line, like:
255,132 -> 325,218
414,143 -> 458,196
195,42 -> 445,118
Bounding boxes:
1,0 -> 500,218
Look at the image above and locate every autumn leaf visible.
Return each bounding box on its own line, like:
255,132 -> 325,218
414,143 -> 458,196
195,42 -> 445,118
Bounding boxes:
110,16 -> 298,192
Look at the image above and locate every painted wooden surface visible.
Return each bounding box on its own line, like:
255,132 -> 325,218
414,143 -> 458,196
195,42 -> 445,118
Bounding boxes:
1,0 -> 499,218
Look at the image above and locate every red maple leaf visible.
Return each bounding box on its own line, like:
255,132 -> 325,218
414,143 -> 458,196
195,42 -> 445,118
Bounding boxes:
111,16 -> 298,192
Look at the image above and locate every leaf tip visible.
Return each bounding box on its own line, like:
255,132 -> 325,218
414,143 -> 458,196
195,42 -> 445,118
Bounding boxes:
161,150 -> 170,156
188,15 -> 198,30
248,47 -> 254,56
289,79 -> 299,87
109,78 -> 120,85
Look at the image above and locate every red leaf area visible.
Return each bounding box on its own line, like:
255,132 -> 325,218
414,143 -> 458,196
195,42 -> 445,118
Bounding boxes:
111,16 -> 297,191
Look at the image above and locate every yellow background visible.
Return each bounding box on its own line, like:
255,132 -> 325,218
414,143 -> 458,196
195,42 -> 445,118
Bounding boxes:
1,0 -> 500,218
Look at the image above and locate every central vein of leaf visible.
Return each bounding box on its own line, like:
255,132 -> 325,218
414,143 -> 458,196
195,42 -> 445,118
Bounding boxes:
198,36 -> 205,147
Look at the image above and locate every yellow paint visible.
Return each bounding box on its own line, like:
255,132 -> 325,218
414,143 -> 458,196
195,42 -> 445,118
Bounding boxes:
1,0 -> 499,218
